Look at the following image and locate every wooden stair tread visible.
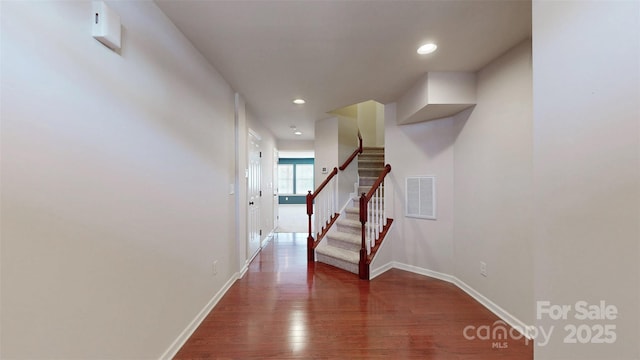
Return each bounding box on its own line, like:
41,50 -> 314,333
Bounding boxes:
345,207 -> 359,214
336,218 -> 361,228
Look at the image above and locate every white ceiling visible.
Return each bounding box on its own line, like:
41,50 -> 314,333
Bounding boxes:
156,0 -> 531,140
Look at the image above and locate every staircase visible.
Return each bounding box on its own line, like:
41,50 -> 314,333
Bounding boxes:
315,147 -> 385,274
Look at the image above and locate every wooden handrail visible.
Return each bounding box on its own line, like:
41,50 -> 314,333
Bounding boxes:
309,167 -> 338,202
338,131 -> 363,171
362,164 -> 391,204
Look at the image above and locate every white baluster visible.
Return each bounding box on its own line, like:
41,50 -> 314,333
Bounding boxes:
378,185 -> 382,234
323,190 -> 327,228
368,200 -> 373,252
328,180 -> 331,219
315,194 -> 319,235
320,191 -> 325,233
381,185 -> 384,230
373,190 -> 377,247
372,190 -> 376,246
369,199 -> 373,255
374,189 -> 378,245
331,178 -> 335,216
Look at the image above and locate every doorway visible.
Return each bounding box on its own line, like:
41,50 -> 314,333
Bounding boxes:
247,130 -> 261,259
275,154 -> 314,233
273,147 -> 279,231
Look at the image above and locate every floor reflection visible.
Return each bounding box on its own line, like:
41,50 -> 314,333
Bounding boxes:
176,232 -> 533,359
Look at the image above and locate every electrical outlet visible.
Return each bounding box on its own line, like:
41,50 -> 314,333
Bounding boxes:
213,260 -> 218,276
480,261 -> 487,277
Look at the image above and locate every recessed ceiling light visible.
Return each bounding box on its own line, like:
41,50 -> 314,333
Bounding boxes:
293,98 -> 306,105
417,43 -> 437,55
293,130 -> 302,136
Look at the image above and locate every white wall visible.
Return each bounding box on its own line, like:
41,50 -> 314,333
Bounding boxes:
396,73 -> 430,126
357,100 -> 385,147
338,116 -> 359,206
235,94 -> 248,272
1,1 -> 237,358
384,104 -> 456,275
329,104 -> 358,118
358,101 -> 377,147
453,40 -> 533,328
313,116 -> 361,209
375,101 -> 385,147
277,139 -> 314,153
532,1 -> 639,358
383,39 -> 533,333
427,72 -> 476,105
314,117 -> 339,188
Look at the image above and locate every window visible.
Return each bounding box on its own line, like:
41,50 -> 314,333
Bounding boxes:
277,164 -> 294,194
277,159 -> 314,195
295,164 -> 314,194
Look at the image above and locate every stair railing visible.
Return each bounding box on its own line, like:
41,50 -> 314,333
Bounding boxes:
307,131 -> 363,262
306,167 -> 339,262
358,164 -> 393,280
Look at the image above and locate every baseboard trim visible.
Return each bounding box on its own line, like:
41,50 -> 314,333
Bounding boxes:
159,273 -> 238,360
370,261 -> 393,279
262,231 -> 274,248
248,247 -> 260,264
385,262 -> 532,339
453,277 -> 533,339
238,262 -> 249,279
238,233 -> 274,280
392,262 -> 455,283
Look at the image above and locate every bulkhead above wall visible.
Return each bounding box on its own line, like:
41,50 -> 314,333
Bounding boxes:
396,72 -> 476,125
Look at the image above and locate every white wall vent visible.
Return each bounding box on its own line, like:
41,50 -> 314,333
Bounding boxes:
406,176 -> 436,220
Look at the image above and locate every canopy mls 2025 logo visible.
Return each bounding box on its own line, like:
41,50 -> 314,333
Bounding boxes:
463,300 -> 618,349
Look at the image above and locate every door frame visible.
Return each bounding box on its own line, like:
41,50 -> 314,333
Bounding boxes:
273,147 -> 279,231
247,129 -> 262,262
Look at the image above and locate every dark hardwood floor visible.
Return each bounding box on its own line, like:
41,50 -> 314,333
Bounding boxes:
175,233 -> 532,359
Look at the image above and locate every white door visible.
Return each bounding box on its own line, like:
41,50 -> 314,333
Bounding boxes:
247,131 -> 262,258
273,148 -> 279,230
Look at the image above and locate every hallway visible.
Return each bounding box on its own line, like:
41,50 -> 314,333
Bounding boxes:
175,233 -> 532,359
275,204 -> 308,233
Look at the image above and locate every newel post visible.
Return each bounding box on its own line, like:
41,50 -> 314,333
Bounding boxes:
306,191 -> 315,262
